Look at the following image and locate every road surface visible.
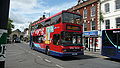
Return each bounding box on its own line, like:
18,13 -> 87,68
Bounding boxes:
5,43 -> 120,68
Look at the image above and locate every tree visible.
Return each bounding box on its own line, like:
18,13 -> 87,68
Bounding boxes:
99,12 -> 104,31
99,12 -> 104,22
7,18 -> 14,35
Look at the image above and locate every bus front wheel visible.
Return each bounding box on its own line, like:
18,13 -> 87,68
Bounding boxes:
46,47 -> 50,55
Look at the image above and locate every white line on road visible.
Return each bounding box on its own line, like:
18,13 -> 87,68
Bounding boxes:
37,56 -> 43,60
56,64 -> 64,68
44,59 -> 51,63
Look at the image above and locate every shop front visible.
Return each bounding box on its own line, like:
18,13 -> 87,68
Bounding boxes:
83,30 -> 101,52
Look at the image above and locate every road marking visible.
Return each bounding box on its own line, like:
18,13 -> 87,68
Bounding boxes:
44,59 -> 51,63
56,64 -> 64,68
37,56 -> 43,60
15,44 -> 64,68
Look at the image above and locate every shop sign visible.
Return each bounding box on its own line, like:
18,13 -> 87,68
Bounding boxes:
83,31 -> 98,37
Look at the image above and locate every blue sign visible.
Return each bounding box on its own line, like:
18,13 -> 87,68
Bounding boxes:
83,32 -> 90,36
83,31 -> 98,36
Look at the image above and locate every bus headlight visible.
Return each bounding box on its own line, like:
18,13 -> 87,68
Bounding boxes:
81,48 -> 84,51
62,49 -> 67,52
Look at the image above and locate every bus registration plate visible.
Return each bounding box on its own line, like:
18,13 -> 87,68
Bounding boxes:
72,53 -> 77,55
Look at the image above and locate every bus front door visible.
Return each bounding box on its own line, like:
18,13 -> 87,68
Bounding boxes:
117,33 -> 120,53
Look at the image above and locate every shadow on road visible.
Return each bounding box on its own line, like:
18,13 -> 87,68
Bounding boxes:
104,58 -> 120,63
31,48 -> 98,61
51,55 -> 98,61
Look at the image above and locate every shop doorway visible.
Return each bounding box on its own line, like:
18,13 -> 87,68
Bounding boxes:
88,37 -> 98,52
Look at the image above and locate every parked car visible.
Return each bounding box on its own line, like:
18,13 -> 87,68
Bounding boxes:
15,38 -> 21,43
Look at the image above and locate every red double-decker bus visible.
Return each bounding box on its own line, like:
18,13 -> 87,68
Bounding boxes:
30,10 -> 84,57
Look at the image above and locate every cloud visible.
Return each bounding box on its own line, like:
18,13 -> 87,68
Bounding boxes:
45,2 -> 77,15
10,0 -> 77,32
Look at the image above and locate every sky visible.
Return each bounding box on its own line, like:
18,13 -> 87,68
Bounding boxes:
9,0 -> 78,32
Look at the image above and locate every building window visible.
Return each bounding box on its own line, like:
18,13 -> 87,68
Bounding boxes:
83,9 -> 87,18
116,17 -> 120,28
115,0 -> 120,10
105,20 -> 110,29
77,10 -> 80,14
91,21 -> 96,30
84,22 -> 87,31
91,6 -> 96,17
105,3 -> 110,12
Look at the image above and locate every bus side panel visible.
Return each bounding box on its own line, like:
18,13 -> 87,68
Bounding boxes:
101,30 -> 120,59
32,42 -> 46,52
48,24 -> 63,53
101,30 -> 116,56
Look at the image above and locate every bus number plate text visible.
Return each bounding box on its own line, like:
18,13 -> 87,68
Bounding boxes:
72,53 -> 77,55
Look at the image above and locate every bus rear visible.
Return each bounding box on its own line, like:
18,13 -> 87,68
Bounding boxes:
101,29 -> 120,59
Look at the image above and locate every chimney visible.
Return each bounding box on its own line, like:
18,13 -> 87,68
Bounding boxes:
39,15 -> 46,21
78,0 -> 83,4
40,17 -> 43,21
78,0 -> 80,4
43,15 -> 46,19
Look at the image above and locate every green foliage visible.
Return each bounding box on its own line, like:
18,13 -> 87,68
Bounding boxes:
0,33 -> 7,44
99,12 -> 104,22
7,18 -> 14,35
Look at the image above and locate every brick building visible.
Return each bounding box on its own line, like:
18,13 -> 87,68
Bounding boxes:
67,0 -> 101,50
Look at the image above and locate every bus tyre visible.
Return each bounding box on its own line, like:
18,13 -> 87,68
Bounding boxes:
46,47 -> 50,55
0,61 -> 5,68
31,43 -> 34,50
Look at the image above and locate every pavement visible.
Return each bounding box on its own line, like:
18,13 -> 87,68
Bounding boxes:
84,49 -> 109,59
84,49 -> 101,54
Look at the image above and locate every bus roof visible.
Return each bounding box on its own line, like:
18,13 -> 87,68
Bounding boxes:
31,10 -> 81,26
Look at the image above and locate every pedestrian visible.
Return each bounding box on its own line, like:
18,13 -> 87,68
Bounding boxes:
85,42 -> 88,50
